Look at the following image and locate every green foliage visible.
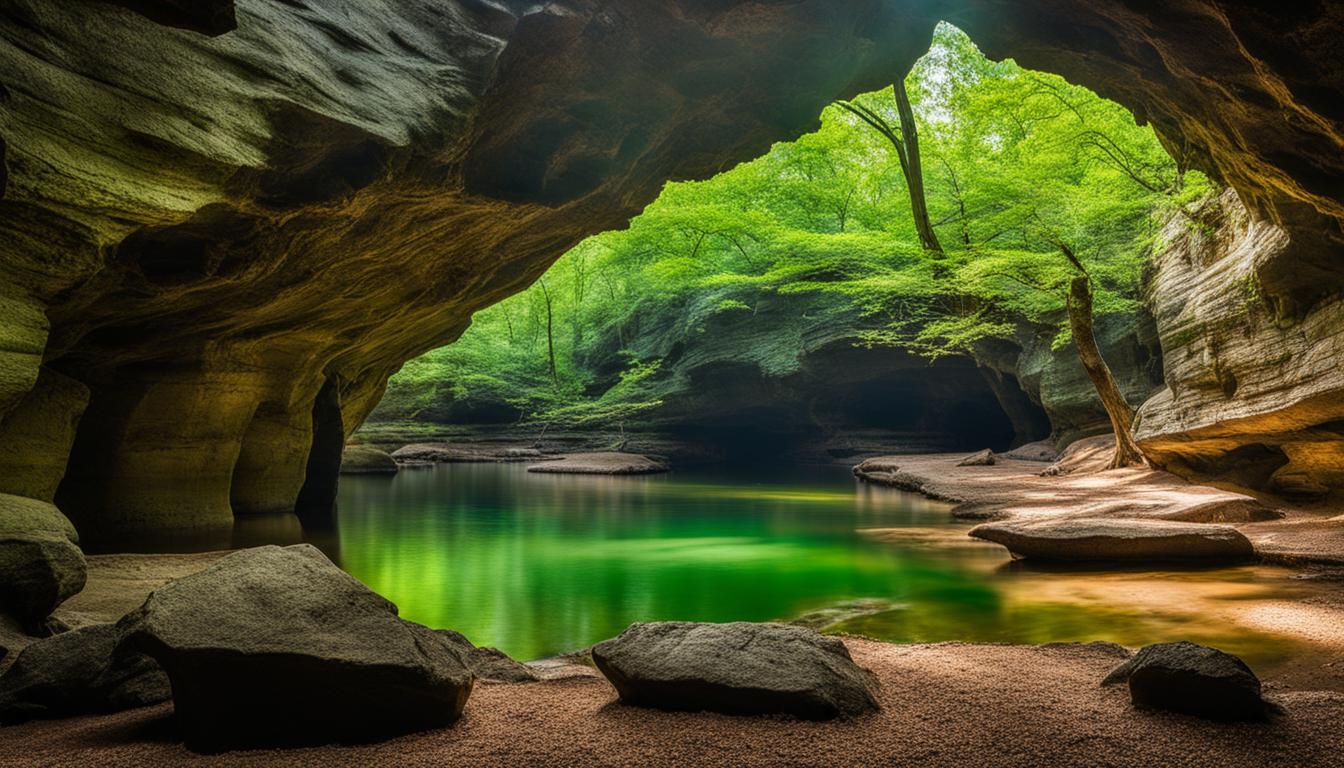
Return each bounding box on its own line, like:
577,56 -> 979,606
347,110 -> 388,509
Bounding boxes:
372,23 -> 1210,430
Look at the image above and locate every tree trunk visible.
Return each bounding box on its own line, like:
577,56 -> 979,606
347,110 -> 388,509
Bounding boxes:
894,79 -> 942,254
1066,275 -> 1145,468
540,279 -> 557,383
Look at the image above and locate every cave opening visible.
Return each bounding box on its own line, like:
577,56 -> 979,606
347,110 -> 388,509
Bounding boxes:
362,20 -> 1175,467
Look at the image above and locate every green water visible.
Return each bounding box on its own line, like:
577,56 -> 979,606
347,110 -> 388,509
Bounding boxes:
332,463 -> 1333,671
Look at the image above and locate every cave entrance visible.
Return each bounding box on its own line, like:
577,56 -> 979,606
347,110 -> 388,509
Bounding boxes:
362,20 -> 1183,466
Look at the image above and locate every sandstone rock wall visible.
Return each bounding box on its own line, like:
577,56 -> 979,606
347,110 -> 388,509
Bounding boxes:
1136,190 -> 1344,498
0,0 -> 1340,557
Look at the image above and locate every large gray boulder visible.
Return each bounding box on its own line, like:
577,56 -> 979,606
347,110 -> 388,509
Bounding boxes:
969,518 -> 1254,562
0,623 -> 169,722
1102,641 -> 1274,721
0,494 -> 87,630
117,544 -> 473,752
591,622 -> 879,720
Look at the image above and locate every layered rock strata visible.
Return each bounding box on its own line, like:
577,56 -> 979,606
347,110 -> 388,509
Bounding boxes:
0,1 -> 1339,582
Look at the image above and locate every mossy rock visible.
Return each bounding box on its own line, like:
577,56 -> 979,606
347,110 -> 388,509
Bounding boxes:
339,445 -> 399,475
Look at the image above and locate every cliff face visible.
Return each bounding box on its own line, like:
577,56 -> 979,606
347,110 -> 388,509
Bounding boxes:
1,0 -> 933,535
0,0 -> 1341,557
1137,190 -> 1344,499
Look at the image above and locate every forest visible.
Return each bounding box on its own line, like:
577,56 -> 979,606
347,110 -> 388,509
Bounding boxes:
373,24 -> 1208,465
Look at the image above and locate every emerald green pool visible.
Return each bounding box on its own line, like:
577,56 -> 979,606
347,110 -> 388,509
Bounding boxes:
331,463 -> 1334,672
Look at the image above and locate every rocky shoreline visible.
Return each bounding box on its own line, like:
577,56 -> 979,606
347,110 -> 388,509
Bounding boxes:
853,437 -> 1344,567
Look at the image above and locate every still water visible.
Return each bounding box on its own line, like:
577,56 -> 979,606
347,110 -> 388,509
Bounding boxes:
328,463 -> 1339,672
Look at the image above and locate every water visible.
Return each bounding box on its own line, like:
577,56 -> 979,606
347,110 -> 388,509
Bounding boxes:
328,463 -> 1341,673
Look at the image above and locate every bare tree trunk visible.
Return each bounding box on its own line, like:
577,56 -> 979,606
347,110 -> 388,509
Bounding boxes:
539,278 -> 557,383
833,78 -> 942,254
894,79 -> 942,254
1066,274 -> 1145,468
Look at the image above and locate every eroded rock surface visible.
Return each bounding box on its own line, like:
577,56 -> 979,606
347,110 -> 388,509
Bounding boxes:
1101,641 -> 1273,721
591,621 -> 880,720
116,544 -> 474,751
1138,190 -> 1344,499
0,1 -> 1339,543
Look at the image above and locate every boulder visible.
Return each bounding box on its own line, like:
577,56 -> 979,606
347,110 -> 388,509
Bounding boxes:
437,629 -> 538,683
0,494 -> 87,629
1000,439 -> 1058,462
527,452 -> 668,475
957,449 -> 996,466
338,444 -> 399,475
117,544 -> 473,752
591,621 -> 879,720
969,518 -> 1254,562
1101,641 -> 1274,721
0,623 -> 169,723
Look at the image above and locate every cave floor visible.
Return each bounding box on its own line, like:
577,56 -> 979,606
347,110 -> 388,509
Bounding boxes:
1,637 -> 1338,768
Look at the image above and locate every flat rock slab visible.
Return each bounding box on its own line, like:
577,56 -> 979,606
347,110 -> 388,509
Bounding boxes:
0,623 -> 168,722
527,452 -> 668,475
116,544 -> 473,752
392,443 -> 544,463
852,441 -> 1283,524
591,621 -> 879,719
338,444 -> 398,474
969,518 -> 1254,562
1102,641 -> 1273,721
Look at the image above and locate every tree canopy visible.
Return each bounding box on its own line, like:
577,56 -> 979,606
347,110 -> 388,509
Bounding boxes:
371,23 -> 1209,438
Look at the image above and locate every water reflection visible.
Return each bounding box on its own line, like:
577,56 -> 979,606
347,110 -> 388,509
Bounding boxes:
330,463 -> 1340,672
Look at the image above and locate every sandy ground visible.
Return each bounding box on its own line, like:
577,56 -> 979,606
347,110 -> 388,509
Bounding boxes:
855,444 -> 1344,565
1,638 -> 1339,767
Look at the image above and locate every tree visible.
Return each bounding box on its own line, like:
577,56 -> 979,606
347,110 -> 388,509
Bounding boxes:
834,78 -> 943,253
369,21 -> 1204,472
1045,234 -> 1145,467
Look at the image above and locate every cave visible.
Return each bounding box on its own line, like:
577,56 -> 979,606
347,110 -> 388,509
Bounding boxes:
2,1 -> 1344,763
2,0 -> 1341,532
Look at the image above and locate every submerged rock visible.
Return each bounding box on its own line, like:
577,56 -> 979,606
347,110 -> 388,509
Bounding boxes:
338,444 -> 398,475
527,452 -> 668,475
957,449 -> 996,466
0,623 -> 168,723
0,494 -> 86,630
969,518 -> 1254,562
591,621 -> 879,720
117,544 -> 473,752
1101,641 -> 1274,721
